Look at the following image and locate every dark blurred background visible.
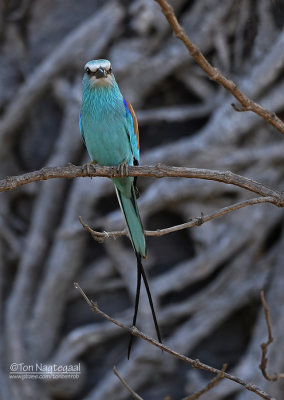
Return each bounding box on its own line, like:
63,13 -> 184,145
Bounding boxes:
0,1 -> 284,399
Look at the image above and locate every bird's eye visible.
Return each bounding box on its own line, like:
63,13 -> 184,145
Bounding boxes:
85,67 -> 91,74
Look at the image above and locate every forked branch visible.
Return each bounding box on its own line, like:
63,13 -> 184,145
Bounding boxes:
79,196 -> 277,242
113,363 -> 227,400
74,283 -> 276,400
154,0 -> 284,135
259,291 -> 284,381
182,364 -> 227,400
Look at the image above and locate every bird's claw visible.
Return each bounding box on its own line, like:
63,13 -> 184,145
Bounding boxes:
134,185 -> 140,198
83,160 -> 97,176
116,160 -> 129,177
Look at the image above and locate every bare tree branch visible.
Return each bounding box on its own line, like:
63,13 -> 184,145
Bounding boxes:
154,0 -> 284,136
113,366 -> 144,400
79,196 -> 277,241
1,2 -> 283,400
73,283 -> 276,400
182,363 -> 227,400
259,290 -> 284,381
113,362 -> 227,400
0,164 -> 283,206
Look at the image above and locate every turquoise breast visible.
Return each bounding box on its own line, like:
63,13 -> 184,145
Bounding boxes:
81,84 -> 133,167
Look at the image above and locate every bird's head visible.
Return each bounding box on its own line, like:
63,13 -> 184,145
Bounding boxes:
83,59 -> 114,88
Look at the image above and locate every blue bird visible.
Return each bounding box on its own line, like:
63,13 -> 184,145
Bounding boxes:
80,59 -> 161,356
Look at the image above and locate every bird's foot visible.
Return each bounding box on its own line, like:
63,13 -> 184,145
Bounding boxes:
134,184 -> 140,199
133,177 -> 140,198
116,159 -> 129,177
83,160 -> 97,176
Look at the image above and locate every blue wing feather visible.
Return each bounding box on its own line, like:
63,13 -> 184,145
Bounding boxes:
79,112 -> 86,145
123,99 -> 139,163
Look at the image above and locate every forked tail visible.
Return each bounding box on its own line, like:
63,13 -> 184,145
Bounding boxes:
127,253 -> 162,358
115,182 -> 162,357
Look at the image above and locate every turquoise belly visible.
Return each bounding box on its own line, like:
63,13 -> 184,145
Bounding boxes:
84,118 -> 133,167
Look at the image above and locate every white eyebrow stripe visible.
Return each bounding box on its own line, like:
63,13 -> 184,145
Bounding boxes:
85,59 -> 111,72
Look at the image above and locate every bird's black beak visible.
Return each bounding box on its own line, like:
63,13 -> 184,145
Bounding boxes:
95,67 -> 106,79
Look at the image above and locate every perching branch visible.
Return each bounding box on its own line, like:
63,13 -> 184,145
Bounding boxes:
182,363 -> 227,400
259,291 -> 284,381
154,0 -> 284,136
79,196 -> 277,241
0,164 -> 283,206
74,283 -> 276,400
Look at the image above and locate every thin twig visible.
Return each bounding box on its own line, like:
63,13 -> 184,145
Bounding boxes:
113,366 -> 144,400
182,363 -> 227,400
73,283 -> 276,400
154,0 -> 284,136
0,165 -> 283,207
79,216 -> 126,242
79,196 -> 277,241
259,291 -> 284,381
